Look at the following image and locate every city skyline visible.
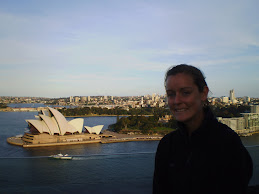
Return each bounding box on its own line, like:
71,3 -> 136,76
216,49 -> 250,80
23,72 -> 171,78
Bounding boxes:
0,0 -> 259,98
1,90 -> 257,100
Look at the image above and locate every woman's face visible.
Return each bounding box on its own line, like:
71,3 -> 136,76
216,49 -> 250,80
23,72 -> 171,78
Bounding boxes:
166,73 -> 208,125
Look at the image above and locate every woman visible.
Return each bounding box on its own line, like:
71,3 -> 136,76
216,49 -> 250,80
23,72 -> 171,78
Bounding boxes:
153,64 -> 253,194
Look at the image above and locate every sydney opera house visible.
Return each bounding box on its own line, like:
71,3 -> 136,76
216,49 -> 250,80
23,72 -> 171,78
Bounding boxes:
14,107 -> 107,147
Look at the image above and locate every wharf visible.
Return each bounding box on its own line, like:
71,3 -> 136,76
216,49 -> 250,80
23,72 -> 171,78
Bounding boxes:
101,137 -> 162,144
7,131 -> 162,148
100,131 -> 162,143
238,131 -> 259,137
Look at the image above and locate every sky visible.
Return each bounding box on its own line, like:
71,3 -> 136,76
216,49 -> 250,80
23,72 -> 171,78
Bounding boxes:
0,0 -> 258,98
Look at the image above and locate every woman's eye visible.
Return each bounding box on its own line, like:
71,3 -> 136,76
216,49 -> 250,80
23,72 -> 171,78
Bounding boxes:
167,93 -> 175,97
182,91 -> 191,96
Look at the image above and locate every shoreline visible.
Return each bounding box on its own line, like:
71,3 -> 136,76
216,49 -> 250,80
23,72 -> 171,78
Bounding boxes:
238,131 -> 259,137
7,131 -> 163,148
6,129 -> 259,148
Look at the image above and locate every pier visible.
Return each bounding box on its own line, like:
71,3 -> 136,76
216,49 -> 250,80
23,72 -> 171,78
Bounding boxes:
7,131 -> 162,148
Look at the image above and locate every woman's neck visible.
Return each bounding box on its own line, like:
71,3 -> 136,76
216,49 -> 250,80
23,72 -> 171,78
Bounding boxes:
185,109 -> 205,136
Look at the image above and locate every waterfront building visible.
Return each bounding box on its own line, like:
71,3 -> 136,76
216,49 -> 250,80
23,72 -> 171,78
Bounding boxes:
217,117 -> 245,131
15,107 -> 106,147
26,107 -> 84,135
218,105 -> 259,135
241,113 -> 259,132
251,105 -> 259,113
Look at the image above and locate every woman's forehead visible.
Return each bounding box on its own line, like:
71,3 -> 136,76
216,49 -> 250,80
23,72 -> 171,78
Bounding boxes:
166,73 -> 195,87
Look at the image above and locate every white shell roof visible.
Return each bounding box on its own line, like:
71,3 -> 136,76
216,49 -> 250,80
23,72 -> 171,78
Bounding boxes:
68,118 -> 84,133
39,114 -> 59,135
26,119 -> 50,134
26,107 -> 84,136
84,125 -> 104,135
48,107 -> 73,135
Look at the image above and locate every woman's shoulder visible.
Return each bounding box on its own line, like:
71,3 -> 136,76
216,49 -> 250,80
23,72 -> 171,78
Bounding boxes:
211,120 -> 238,134
208,119 -> 242,143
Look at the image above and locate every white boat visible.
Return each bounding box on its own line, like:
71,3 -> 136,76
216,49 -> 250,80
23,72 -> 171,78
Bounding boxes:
49,153 -> 72,160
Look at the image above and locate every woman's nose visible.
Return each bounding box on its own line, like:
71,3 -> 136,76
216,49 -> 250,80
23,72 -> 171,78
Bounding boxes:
174,93 -> 181,104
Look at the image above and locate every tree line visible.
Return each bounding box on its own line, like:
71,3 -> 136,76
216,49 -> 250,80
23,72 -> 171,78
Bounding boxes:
59,104 -> 251,118
0,103 -> 7,108
108,104 -> 251,134
109,115 -> 177,135
59,106 -> 171,117
211,104 -> 251,118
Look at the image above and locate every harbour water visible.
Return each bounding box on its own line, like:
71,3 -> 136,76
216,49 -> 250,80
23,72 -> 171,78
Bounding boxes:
0,109 -> 258,193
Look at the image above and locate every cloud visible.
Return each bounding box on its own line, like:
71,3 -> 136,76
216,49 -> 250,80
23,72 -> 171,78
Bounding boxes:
0,0 -> 258,97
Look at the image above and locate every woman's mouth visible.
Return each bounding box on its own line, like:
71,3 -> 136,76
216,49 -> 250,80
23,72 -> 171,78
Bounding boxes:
174,108 -> 187,113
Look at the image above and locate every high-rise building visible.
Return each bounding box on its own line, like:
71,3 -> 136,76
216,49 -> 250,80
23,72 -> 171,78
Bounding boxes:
70,96 -> 74,103
87,96 -> 91,101
243,96 -> 250,103
141,97 -> 144,105
152,93 -> 156,102
74,97 -> 80,103
229,89 -> 235,103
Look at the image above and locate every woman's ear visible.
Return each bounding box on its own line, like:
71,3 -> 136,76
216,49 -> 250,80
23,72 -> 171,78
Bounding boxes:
201,86 -> 209,101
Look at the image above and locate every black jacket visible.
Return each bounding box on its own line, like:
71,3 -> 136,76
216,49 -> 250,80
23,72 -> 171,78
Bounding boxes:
153,108 -> 253,194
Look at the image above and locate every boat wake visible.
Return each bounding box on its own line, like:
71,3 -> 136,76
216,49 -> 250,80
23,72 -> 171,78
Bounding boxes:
0,152 -> 156,160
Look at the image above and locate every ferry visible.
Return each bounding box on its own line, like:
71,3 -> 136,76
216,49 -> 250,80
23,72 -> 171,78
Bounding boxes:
49,153 -> 73,160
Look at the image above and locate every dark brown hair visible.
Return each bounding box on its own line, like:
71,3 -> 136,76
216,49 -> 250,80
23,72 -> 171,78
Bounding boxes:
165,64 -> 208,92
165,64 -> 209,106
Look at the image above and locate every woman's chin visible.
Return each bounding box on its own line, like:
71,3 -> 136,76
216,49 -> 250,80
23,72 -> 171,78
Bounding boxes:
175,116 -> 188,123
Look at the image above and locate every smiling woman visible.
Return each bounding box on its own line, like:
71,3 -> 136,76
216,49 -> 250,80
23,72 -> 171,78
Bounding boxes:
153,64 -> 253,194
166,73 -> 208,135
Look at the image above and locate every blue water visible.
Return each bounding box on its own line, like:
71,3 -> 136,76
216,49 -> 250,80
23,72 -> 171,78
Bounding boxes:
0,111 -> 258,193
